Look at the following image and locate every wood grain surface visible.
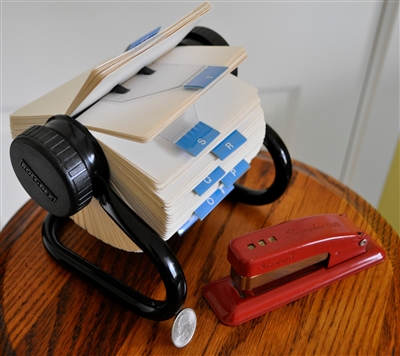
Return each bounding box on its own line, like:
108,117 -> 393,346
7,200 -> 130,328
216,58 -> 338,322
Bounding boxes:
1,153 -> 398,355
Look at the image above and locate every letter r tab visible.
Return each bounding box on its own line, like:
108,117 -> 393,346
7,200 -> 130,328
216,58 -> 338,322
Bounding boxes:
211,130 -> 247,160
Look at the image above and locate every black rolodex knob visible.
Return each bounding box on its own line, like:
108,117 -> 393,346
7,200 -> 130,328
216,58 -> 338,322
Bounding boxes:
10,115 -> 108,217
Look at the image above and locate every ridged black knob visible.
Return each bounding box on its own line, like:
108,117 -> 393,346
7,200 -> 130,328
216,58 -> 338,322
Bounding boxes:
10,115 -> 108,217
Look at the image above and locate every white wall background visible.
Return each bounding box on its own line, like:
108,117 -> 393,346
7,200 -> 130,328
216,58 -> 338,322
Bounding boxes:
1,1 -> 399,229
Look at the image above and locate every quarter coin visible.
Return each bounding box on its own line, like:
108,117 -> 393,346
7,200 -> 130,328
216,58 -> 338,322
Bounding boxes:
171,308 -> 197,348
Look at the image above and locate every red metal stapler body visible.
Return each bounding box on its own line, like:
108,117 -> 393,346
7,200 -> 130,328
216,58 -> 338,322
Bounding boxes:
203,214 -> 386,326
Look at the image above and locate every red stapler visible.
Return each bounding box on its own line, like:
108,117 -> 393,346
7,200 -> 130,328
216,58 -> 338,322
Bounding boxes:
203,214 -> 386,326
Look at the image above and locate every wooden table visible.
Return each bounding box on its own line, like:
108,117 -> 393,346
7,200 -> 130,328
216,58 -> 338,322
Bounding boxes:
1,153 -> 398,355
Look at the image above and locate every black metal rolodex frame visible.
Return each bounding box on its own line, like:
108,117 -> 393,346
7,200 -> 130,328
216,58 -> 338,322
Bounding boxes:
13,27 -> 293,321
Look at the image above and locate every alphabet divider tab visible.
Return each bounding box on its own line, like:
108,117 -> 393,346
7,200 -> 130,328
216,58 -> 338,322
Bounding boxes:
175,121 -> 220,156
177,214 -> 199,236
193,166 -> 225,196
125,26 -> 161,52
194,185 -> 234,220
220,160 -> 250,187
211,130 -> 247,160
184,66 -> 228,90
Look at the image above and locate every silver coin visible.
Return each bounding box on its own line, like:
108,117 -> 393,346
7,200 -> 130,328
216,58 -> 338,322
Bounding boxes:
171,308 -> 197,348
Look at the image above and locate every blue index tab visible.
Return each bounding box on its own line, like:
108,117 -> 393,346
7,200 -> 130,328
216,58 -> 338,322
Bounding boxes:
193,166 -> 225,196
177,214 -> 199,236
194,185 -> 234,220
211,130 -> 247,160
221,160 -> 251,186
184,66 -> 228,90
175,121 -> 220,157
125,26 -> 161,51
